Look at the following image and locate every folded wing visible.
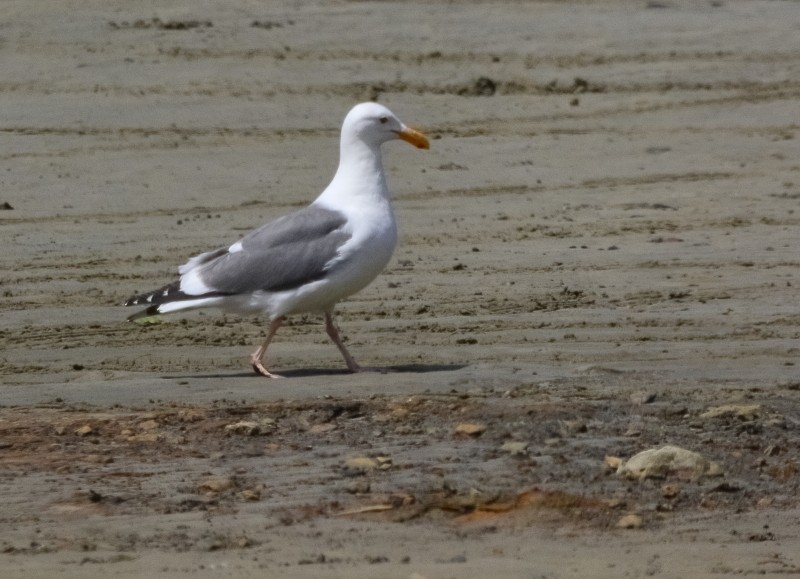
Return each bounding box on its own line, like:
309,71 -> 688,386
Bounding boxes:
125,205 -> 351,311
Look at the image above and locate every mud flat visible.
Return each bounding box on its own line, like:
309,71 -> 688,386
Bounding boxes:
1,1 -> 799,577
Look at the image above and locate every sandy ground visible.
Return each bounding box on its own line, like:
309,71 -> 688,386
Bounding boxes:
2,0 -> 800,576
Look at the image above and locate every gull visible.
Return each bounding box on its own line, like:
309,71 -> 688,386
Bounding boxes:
125,102 -> 429,378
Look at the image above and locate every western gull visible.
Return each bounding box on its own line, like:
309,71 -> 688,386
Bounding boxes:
124,102 -> 429,378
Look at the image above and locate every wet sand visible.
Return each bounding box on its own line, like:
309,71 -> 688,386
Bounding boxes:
2,0 -> 800,576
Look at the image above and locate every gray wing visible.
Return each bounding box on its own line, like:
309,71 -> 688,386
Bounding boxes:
193,205 -> 350,294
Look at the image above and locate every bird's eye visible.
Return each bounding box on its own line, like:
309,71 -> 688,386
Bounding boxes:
379,116 -> 388,124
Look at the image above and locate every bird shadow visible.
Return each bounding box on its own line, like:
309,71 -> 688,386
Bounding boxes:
163,363 -> 466,381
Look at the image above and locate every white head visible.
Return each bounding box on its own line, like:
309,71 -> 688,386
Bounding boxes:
341,102 -> 429,150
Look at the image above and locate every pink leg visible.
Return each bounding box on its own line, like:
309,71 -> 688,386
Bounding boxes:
250,317 -> 285,378
325,312 -> 360,373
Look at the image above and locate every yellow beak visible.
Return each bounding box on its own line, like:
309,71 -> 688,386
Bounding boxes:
396,126 -> 430,149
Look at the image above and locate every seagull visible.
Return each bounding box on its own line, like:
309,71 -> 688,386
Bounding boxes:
125,102 -> 429,378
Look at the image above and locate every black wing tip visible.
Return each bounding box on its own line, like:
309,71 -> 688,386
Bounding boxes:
124,291 -> 158,308
124,281 -> 183,308
124,294 -> 156,308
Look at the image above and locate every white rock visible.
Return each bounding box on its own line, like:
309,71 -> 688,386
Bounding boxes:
700,404 -> 761,421
617,445 -> 723,481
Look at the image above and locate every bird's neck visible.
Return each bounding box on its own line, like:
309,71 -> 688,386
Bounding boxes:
316,139 -> 389,207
